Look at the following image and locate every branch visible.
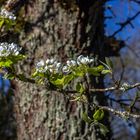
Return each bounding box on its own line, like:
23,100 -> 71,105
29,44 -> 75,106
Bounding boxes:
99,105 -> 140,118
125,44 -> 140,58
90,82 -> 140,92
61,89 -> 140,119
65,82 -> 140,94
131,0 -> 140,5
106,96 -> 140,111
84,98 -> 140,118
110,11 -> 140,37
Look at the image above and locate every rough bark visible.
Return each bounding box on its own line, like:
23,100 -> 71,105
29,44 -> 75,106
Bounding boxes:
10,0 -> 111,140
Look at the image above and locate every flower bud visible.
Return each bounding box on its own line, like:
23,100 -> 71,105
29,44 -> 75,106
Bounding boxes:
62,66 -> 70,74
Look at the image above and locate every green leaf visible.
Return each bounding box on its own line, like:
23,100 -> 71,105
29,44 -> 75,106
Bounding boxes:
98,123 -> 109,136
0,59 -> 13,67
105,57 -> 113,69
87,68 -> 99,76
73,67 -> 85,77
17,74 -> 28,82
51,75 -> 65,86
4,18 -> 16,30
82,112 -> 93,123
93,109 -> 104,121
32,71 -> 38,78
63,74 -> 74,86
96,65 -> 104,71
87,65 -> 104,76
0,55 -> 26,68
0,16 -> 16,30
8,55 -> 26,63
37,78 -> 44,84
0,19 -> 4,28
101,69 -> 112,75
76,82 -> 85,94
4,73 -> 15,80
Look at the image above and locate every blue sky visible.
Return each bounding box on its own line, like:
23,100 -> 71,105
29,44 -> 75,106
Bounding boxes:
104,1 -> 140,137
104,0 -> 140,93
105,0 -> 140,43
0,74 -> 10,95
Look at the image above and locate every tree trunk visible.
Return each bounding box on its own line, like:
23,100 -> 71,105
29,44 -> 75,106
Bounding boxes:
12,0 -> 111,140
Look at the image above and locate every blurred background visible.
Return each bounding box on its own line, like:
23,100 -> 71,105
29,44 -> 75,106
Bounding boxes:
104,0 -> 140,140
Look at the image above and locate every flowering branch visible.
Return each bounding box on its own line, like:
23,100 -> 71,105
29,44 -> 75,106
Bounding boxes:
0,41 -> 140,121
99,106 -> 140,118
58,82 -> 140,94
1,1 -> 140,137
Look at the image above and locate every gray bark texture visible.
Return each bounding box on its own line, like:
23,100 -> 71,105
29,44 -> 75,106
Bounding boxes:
2,0 -> 112,140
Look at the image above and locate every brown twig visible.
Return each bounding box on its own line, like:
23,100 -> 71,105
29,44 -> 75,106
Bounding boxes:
63,82 -> 140,93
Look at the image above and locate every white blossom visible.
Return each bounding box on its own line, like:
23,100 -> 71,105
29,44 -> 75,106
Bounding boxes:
47,64 -> 55,73
48,62 -> 61,73
89,58 -> 94,63
54,62 -> 62,73
49,68 -> 54,73
36,59 -> 62,74
36,60 -> 45,67
0,8 -> 16,20
49,58 -> 55,65
62,65 -> 70,74
35,55 -> 94,74
0,42 -> 21,57
119,82 -> 131,92
36,60 -> 46,73
66,60 -> 77,67
44,65 -> 48,71
46,59 -> 50,65
56,62 -> 61,69
77,55 -> 94,65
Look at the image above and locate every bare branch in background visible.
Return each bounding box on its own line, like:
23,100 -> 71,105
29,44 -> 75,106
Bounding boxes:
126,44 -> 140,58
105,5 -> 116,17
131,0 -> 140,5
110,11 -> 140,37
106,95 -> 140,111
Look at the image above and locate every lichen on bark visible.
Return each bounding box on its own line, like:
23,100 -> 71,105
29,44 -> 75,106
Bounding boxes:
7,0 -> 112,140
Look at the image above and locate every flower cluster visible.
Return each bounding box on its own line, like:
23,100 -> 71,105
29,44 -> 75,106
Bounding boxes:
36,59 -> 61,74
36,55 -> 94,74
0,42 -> 21,57
77,55 -> 94,65
0,8 -> 16,20
120,82 -> 131,92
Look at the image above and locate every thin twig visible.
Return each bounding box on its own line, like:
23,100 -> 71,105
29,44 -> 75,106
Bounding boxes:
64,82 -> 140,93
77,95 -> 140,119
110,11 -> 140,37
99,106 -> 140,118
118,56 -> 125,87
106,96 -> 140,111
